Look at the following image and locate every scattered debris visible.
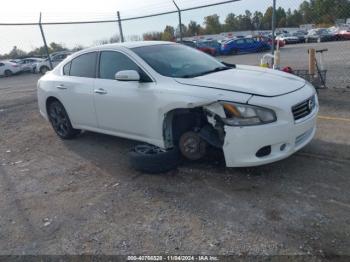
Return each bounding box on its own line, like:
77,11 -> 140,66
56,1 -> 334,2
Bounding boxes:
43,218 -> 52,227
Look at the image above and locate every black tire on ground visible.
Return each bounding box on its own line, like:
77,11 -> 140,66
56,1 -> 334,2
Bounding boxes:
129,144 -> 180,174
4,70 -> 13,77
40,66 -> 49,74
47,100 -> 81,139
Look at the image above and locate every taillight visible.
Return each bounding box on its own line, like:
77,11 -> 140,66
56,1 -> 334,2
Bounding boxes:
223,44 -> 227,48
12,64 -> 19,68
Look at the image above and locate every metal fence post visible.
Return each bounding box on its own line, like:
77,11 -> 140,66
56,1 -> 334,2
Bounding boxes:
117,11 -> 124,42
271,0 -> 276,56
173,0 -> 183,42
38,12 -> 53,69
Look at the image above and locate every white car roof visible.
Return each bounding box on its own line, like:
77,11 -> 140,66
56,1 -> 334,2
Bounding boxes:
83,41 -> 175,52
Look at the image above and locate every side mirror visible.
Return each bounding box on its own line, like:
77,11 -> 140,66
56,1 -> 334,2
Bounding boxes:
115,70 -> 140,81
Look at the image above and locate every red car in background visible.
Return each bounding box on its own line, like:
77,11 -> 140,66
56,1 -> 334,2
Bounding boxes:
336,30 -> 350,40
196,40 -> 221,56
196,45 -> 217,56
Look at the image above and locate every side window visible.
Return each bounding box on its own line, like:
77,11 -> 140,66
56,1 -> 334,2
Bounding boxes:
245,39 -> 254,44
63,62 -> 71,75
99,51 -> 151,82
236,39 -> 245,44
70,52 -> 97,78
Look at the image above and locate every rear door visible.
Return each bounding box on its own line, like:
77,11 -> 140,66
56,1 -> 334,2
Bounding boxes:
53,52 -> 98,128
235,39 -> 246,52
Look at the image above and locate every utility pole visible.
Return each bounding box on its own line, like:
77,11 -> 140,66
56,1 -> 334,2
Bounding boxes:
271,0 -> 276,56
173,0 -> 183,42
38,12 -> 52,69
117,11 -> 124,42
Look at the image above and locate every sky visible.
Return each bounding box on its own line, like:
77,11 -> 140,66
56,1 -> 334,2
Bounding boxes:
0,0 -> 304,54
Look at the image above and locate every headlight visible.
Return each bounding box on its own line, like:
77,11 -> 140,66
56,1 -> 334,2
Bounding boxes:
221,102 -> 277,126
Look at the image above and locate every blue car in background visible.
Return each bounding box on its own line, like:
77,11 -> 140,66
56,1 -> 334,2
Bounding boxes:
221,37 -> 271,55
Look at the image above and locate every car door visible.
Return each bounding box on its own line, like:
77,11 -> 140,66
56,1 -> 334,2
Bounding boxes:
245,38 -> 258,52
54,52 -> 98,128
93,50 -> 156,139
0,63 -> 4,75
235,39 -> 246,52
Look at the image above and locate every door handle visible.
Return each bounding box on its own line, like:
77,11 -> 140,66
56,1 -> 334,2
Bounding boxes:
56,84 -> 67,90
94,88 -> 107,95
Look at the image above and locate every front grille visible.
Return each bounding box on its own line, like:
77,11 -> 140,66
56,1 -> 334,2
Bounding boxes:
292,96 -> 316,121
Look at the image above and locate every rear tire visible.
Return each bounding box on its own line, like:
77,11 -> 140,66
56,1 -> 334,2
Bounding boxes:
47,100 -> 80,139
4,70 -> 13,77
129,144 -> 180,174
40,66 -> 49,74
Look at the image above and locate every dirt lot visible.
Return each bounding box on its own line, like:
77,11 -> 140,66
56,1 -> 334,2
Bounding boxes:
1,42 -> 350,256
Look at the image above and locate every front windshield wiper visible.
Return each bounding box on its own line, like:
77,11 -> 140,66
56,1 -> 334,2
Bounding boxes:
182,66 -> 231,78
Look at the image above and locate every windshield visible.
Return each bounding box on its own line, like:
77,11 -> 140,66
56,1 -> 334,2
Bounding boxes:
132,44 -> 228,78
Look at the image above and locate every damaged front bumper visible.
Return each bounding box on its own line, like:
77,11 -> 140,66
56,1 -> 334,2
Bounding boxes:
205,85 -> 318,167
222,113 -> 317,167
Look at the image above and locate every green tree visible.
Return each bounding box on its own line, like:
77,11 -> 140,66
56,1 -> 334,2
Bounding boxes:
262,6 -> 273,30
204,14 -> 222,34
252,11 -> 264,30
8,46 -> 26,59
164,25 -> 175,37
224,13 -> 238,31
143,32 -> 162,41
187,21 -> 202,36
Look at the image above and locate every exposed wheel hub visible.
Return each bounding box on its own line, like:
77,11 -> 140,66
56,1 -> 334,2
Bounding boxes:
179,131 -> 206,160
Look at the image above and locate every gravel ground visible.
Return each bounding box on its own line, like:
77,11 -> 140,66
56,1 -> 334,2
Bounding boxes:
0,42 -> 350,257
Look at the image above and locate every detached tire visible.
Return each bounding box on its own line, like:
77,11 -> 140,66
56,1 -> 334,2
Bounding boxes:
129,144 -> 180,174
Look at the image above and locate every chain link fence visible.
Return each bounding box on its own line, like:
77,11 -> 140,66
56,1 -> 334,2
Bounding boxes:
0,0 -> 349,88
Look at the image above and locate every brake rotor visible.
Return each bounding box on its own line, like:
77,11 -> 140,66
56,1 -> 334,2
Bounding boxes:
179,131 -> 207,160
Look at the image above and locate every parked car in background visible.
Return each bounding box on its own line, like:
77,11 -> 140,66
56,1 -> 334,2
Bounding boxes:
336,29 -> 350,40
305,29 -> 335,43
329,27 -> 350,41
0,61 -> 22,76
253,36 -> 285,48
276,33 -> 299,44
181,40 -> 196,48
292,31 -> 307,43
37,41 -> 318,172
18,57 -> 44,73
34,51 -> 72,74
196,40 -> 221,56
221,38 -> 270,55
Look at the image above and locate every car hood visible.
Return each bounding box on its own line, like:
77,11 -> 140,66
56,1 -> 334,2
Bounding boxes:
175,65 -> 306,97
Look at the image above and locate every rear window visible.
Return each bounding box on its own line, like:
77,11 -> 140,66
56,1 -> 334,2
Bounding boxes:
63,62 -> 71,75
69,52 -> 97,78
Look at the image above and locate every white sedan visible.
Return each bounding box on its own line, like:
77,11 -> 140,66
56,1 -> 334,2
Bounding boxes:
276,33 -> 300,44
0,61 -> 22,76
37,41 -> 318,171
